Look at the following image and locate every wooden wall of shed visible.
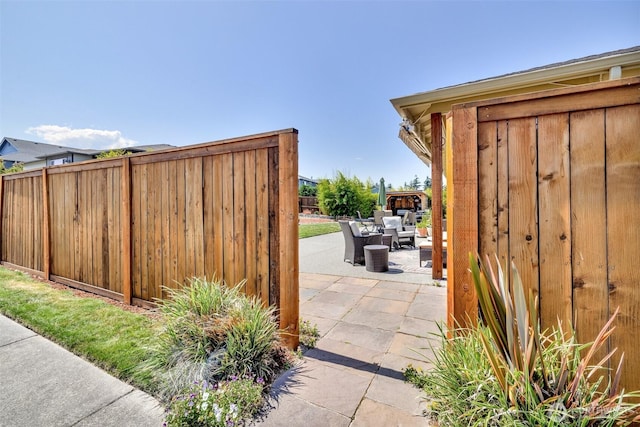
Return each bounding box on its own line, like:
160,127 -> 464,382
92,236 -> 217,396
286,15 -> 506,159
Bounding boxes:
0,129 -> 300,348
450,77 -> 640,392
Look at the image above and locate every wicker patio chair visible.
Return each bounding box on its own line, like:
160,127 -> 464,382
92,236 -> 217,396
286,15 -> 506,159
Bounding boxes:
382,216 -> 416,249
339,220 -> 382,265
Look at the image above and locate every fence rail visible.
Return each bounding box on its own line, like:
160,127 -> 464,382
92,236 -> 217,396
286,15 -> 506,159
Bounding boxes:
0,129 -> 300,348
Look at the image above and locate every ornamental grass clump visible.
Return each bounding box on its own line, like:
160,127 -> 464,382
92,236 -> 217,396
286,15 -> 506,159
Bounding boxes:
143,277 -> 292,404
405,255 -> 640,426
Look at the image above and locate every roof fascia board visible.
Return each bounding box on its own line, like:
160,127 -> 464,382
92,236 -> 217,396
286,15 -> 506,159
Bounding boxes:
390,50 -> 640,111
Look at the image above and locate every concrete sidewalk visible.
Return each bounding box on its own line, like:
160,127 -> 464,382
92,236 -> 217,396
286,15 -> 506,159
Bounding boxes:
0,315 -> 165,427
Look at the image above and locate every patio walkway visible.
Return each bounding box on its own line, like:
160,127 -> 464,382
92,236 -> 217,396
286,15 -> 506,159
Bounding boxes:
255,231 -> 446,426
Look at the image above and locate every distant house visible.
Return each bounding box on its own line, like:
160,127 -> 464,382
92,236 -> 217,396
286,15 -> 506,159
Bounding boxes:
0,137 -> 174,171
298,175 -> 318,188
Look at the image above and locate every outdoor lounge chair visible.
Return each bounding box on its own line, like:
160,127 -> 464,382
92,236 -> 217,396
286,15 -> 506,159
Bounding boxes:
373,210 -> 392,233
339,220 -> 382,265
382,216 -> 416,249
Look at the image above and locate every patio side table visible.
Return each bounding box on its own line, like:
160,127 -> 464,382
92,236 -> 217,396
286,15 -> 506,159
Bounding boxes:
364,244 -> 389,272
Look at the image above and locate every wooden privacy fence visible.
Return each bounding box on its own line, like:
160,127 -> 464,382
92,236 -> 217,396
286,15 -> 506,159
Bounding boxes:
0,129 -> 300,348
450,77 -> 640,392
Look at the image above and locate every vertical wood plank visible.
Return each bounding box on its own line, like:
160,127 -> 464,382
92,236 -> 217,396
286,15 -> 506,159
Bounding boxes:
167,160 -> 179,292
233,152 -> 246,289
152,162 -> 163,300
42,170 -> 50,279
268,147 -> 279,308
121,158 -> 132,304
160,161 -> 170,297
537,114 -> 572,331
445,114 -> 454,272
256,149 -> 270,304
222,154 -> 235,286
212,156 -> 225,281
278,131 -> 299,349
605,104 -> 640,392
176,160 -> 187,287
496,121 -> 510,268
431,113 -> 444,279
507,117 -> 539,300
191,157 -> 205,279
570,109 -> 608,354
478,121 -> 498,260
244,150 -> 258,297
449,105 -> 478,329
202,156 -> 215,280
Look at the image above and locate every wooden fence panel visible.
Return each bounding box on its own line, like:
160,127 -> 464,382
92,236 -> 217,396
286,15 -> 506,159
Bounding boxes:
0,175 -> 43,271
452,78 -> 640,392
0,129 -> 299,348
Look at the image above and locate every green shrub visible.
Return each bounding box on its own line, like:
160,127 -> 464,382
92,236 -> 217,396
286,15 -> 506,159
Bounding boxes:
405,256 -> 640,426
143,277 -> 291,403
317,172 -> 376,218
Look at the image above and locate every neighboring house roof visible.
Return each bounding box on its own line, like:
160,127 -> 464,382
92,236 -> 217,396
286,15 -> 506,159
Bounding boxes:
0,137 -> 176,168
390,46 -> 640,165
298,175 -> 318,184
0,137 -> 100,163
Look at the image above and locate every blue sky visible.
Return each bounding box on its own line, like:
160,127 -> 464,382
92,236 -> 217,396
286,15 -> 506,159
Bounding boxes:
1,1 -> 638,188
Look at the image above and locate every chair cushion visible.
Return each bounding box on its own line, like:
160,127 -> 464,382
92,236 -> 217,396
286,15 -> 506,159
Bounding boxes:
382,216 -> 402,231
349,221 -> 362,237
398,231 -> 415,238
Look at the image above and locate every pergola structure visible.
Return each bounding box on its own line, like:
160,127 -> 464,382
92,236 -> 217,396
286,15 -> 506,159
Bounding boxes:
389,46 -> 640,281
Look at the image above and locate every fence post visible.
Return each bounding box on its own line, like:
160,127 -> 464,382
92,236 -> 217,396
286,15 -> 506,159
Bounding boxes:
278,130 -> 299,349
42,168 -> 50,280
121,157 -> 132,305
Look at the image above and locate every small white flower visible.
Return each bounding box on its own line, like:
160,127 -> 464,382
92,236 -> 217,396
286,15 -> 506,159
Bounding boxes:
201,401 -> 208,411
213,403 -> 222,422
229,403 -> 238,418
202,391 -> 210,400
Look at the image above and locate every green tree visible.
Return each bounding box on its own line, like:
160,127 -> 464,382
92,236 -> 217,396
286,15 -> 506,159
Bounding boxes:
298,184 -> 317,197
96,148 -> 131,159
317,172 -> 376,218
423,176 -> 432,189
409,175 -> 421,190
0,160 -> 24,175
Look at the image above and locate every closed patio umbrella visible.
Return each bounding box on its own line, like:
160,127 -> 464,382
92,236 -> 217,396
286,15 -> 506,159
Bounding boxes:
377,177 -> 386,209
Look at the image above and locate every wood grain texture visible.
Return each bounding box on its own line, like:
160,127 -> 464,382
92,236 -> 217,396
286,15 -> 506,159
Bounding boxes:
507,117 -> 539,301
277,131 -> 299,349
431,113 -> 444,279
449,105 -> 479,329
537,114 -> 572,332
478,121 -> 498,261
605,104 -> 640,392
570,109 -> 609,356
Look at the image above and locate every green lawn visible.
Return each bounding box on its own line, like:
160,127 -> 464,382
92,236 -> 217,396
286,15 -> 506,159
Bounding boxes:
0,267 -> 158,392
299,222 -> 340,238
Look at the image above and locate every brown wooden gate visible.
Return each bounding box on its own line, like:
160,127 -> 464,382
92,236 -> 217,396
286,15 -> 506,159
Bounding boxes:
450,77 -> 640,391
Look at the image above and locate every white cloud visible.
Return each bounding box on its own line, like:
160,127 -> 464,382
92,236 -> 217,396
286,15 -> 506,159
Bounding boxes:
26,125 -> 138,150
